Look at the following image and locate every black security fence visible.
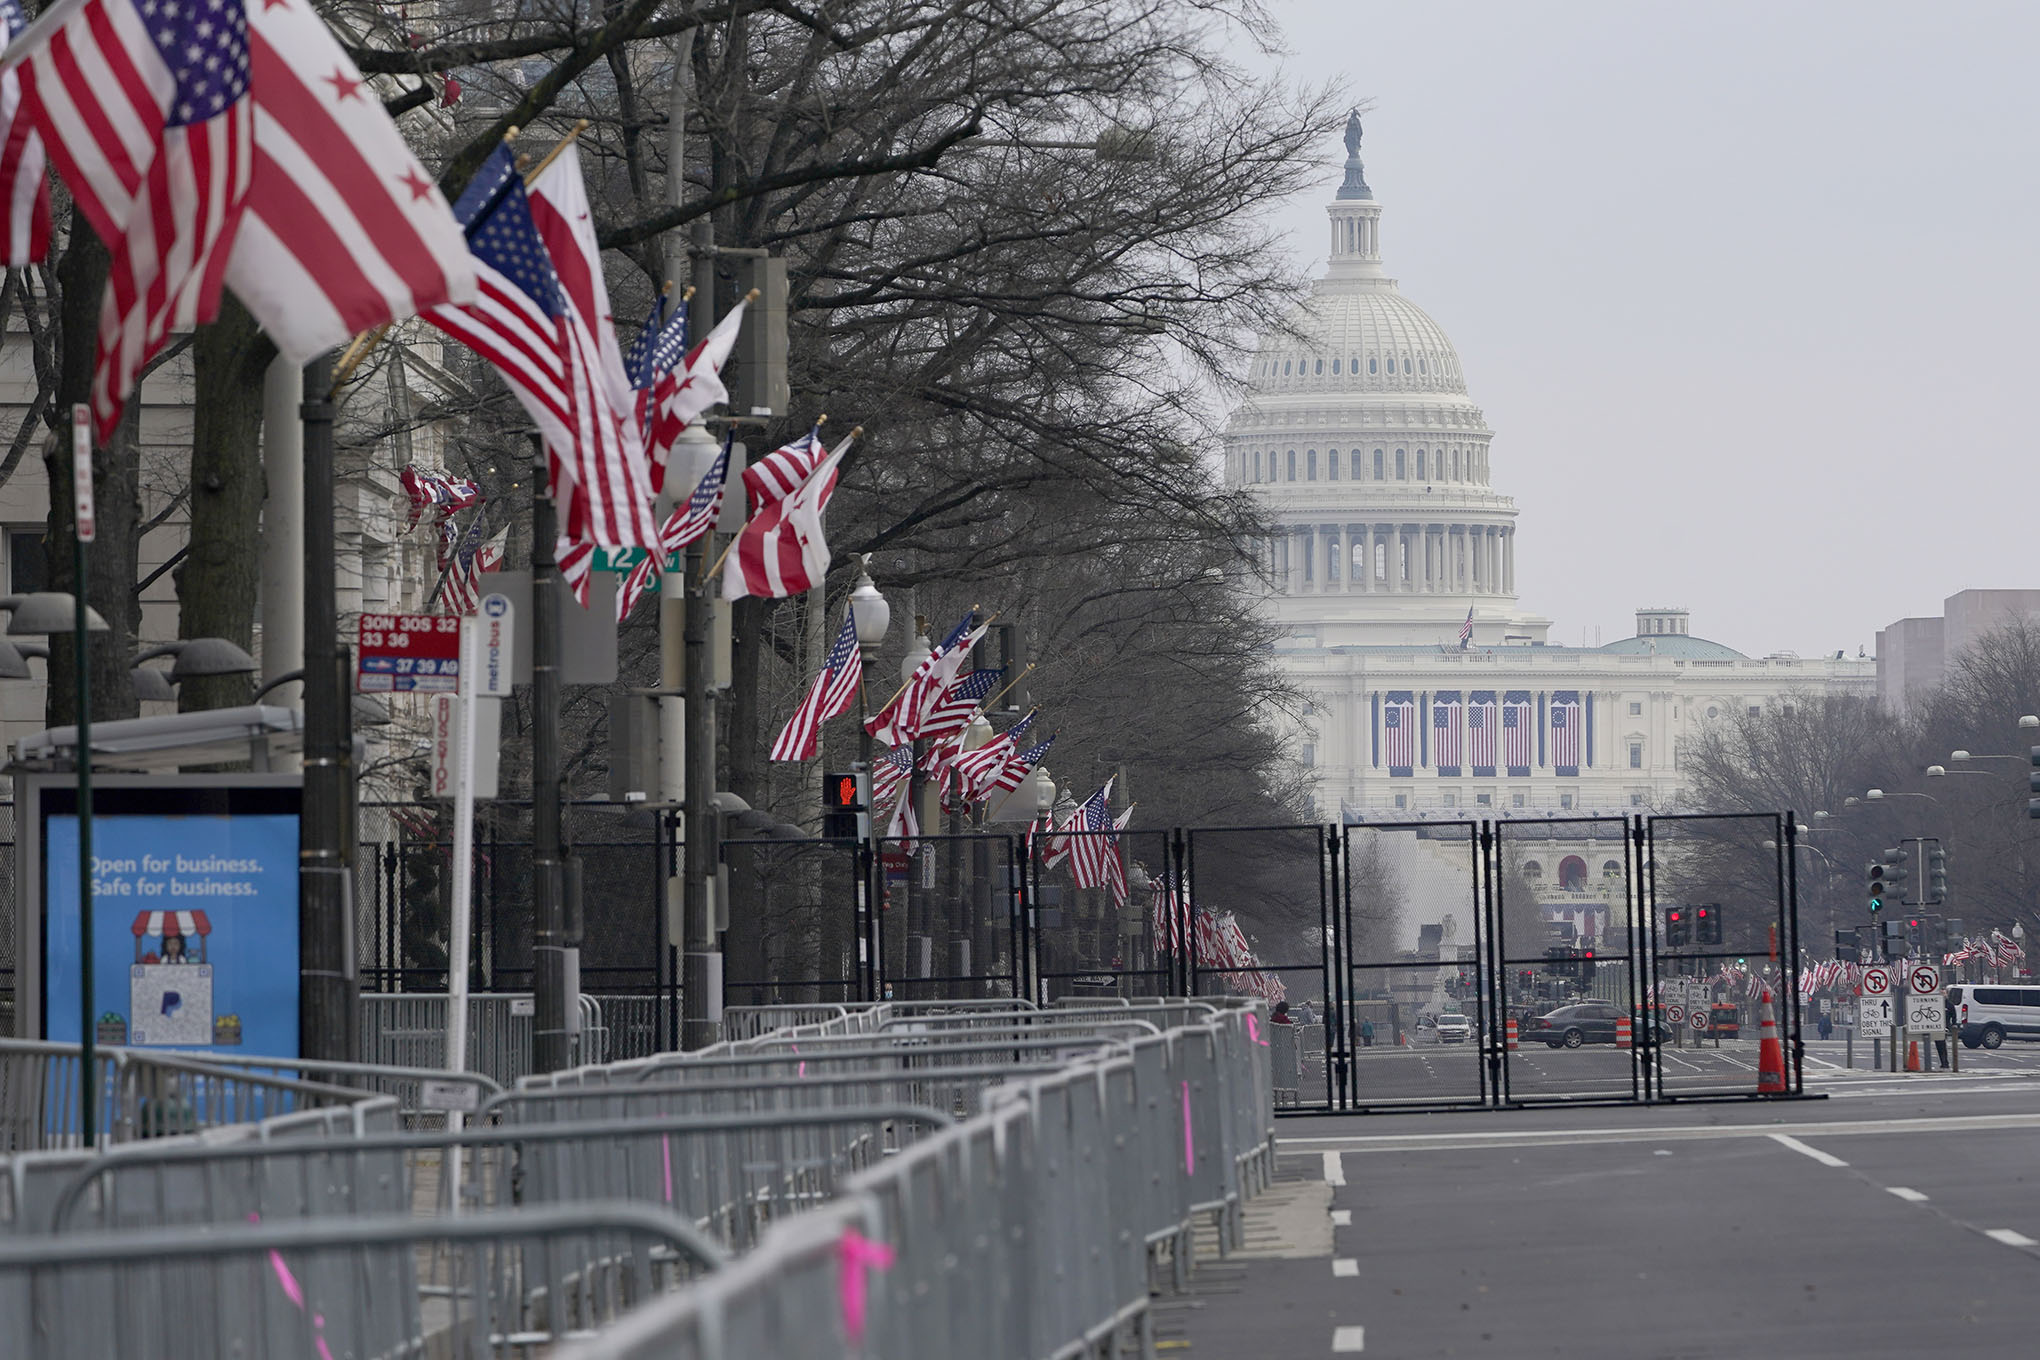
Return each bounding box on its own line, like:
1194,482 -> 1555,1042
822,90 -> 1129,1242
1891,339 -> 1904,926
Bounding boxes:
5,799 -> 1804,1113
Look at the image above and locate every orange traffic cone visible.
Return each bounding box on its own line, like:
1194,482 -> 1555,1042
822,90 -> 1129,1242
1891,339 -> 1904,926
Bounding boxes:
1905,1040 -> 1922,1073
1756,987 -> 1787,1094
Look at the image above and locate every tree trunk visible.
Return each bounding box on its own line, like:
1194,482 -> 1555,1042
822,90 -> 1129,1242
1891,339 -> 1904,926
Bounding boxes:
44,216 -> 138,727
178,294 -> 274,711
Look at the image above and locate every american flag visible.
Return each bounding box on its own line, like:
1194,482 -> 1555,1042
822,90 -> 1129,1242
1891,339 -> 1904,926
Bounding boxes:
991,734 -> 1055,797
1993,930 -> 2025,967
769,605 -> 862,762
743,426 -> 828,514
1039,792 -> 1080,870
437,516 -> 462,571
640,295 -> 746,491
616,433 -> 730,620
948,710 -> 1037,802
871,745 -> 913,808
918,667 -> 1003,743
0,0 -> 48,265
442,526 -> 506,616
427,144 -> 657,597
401,465 -> 480,531
24,0 -> 254,441
866,612 -> 983,746
1150,870 -> 1185,956
1550,690 -> 1581,774
1458,604 -> 1474,649
721,434 -> 853,603
624,290 -> 692,492
1503,691 -> 1533,774
1066,779 -> 1121,896
1433,690 -> 1462,775
883,769 -> 918,853
527,143 -> 637,437
1468,691 -> 1497,776
1383,691 -> 1415,775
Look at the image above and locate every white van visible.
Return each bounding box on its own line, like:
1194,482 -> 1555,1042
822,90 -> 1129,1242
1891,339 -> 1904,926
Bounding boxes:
1950,984 -> 2040,1049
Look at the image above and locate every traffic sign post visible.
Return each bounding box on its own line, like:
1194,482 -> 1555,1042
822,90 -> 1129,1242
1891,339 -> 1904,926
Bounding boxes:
357,613 -> 462,692
1908,963 -> 1940,996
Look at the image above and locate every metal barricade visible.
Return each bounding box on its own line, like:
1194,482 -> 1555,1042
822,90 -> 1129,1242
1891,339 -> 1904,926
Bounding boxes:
149,1052 -> 503,1128
0,1040 -> 372,1151
0,1201 -> 725,1359
1269,1019 -> 1301,1105
359,992 -> 537,1086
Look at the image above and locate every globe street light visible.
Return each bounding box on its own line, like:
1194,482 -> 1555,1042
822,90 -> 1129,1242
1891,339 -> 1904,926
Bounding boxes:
847,558 -> 891,1004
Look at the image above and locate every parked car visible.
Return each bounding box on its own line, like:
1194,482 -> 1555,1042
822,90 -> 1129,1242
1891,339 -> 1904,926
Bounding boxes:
1529,1001 -> 1666,1048
1434,1013 -> 1473,1044
1952,984 -> 2040,1049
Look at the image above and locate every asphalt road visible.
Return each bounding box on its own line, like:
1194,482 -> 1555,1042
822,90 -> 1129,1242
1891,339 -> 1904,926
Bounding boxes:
1165,1062 -> 2040,1358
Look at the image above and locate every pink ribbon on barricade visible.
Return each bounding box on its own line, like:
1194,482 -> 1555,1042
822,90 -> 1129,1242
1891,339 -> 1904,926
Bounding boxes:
248,1213 -> 335,1360
1244,1013 -> 1268,1046
1181,1080 -> 1195,1175
837,1227 -> 897,1346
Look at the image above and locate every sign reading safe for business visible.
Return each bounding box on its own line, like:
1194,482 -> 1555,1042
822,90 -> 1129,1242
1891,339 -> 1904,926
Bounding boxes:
19,775 -> 302,1058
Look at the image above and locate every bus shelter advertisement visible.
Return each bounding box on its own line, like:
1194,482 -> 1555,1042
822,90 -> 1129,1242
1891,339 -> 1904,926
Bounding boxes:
41,783 -> 301,1058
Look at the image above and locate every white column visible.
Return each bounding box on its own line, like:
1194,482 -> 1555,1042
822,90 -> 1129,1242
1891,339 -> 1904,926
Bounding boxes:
1504,530 -> 1516,595
1491,530 -> 1502,596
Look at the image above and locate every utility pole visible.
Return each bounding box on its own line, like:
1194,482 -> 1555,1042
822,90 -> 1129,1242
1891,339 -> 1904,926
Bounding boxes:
299,355 -> 357,1061
530,435 -> 571,1071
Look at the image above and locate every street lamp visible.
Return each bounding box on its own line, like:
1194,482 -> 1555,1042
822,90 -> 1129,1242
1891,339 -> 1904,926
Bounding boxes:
847,558 -> 891,1004
1866,789 -> 1939,805
1925,766 -> 1992,780
1950,749 -> 2024,764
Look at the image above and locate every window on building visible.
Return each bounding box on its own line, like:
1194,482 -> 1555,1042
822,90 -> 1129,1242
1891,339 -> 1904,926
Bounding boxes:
1559,795 -> 1576,813
1332,359 -> 1341,374
1368,357 -> 1377,374
7,526 -> 47,595
1559,854 -> 1586,885
1373,449 -> 1384,479
1475,793 -> 1492,807
1416,449 -> 1426,479
1512,793 -> 1526,809
1395,449 -> 1406,479
1300,743 -> 1315,766
1629,793 -> 1646,807
1706,707 -> 1718,719
1523,860 -> 1543,880
1403,358 -> 1412,374
1283,360 -> 1291,375
1315,359 -> 1323,375
1327,449 -> 1340,480
1747,706 -> 1761,717
1602,860 -> 1620,877
1252,451 -> 1261,482
1440,792 -> 1457,808
1629,743 -> 1643,769
1307,450 -> 1318,481
1287,450 -> 1297,480
1450,449 -> 1459,480
1628,701 -> 1642,716
1394,793 -> 1407,810
1419,357 -> 1427,375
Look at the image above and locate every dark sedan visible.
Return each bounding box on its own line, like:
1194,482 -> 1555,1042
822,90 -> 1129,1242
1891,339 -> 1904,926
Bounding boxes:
1528,1001 -> 1662,1049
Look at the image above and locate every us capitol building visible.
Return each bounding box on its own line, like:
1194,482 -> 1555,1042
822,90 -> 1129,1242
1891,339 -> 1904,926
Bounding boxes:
1229,115 -> 1873,936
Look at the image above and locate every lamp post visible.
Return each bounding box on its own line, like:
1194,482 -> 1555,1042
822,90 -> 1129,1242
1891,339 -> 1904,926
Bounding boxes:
896,620 -> 931,994
1024,763 -> 1055,1004
848,560 -> 889,1002
5,589 -> 107,1143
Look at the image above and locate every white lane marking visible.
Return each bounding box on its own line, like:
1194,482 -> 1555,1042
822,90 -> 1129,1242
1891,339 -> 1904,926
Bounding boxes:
1333,1258 -> 1359,1277
1323,1150 -> 1346,1186
1282,1111 -> 2040,1152
1333,1325 -> 1366,1352
1331,1209 -> 1352,1226
1986,1228 -> 2038,1247
1886,1187 -> 1929,1202
1769,1133 -> 1849,1167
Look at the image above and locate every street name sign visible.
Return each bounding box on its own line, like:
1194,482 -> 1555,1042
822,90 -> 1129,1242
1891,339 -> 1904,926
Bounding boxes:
1908,964 -> 1941,996
1906,994 -> 1944,1031
358,613 -> 461,692
1861,966 -> 1893,999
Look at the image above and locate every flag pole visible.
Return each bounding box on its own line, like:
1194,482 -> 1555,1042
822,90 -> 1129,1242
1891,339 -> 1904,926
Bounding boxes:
699,407 -> 845,585
523,119 -> 591,186
979,669 -> 1035,715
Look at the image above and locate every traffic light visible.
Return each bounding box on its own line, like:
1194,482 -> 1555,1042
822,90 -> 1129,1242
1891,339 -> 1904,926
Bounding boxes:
1881,918 -> 1906,957
1695,905 -> 1723,947
2030,745 -> 2040,819
1928,844 -> 1948,904
1833,926 -> 1858,961
1580,947 -> 1596,983
1868,860 -> 1888,912
1947,917 -> 1965,948
1886,845 -> 1912,903
1666,908 -> 1689,947
822,769 -> 869,840
720,253 -> 790,418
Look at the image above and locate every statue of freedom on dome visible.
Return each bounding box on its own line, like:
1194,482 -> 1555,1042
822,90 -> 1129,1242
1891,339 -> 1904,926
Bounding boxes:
1344,109 -> 1363,157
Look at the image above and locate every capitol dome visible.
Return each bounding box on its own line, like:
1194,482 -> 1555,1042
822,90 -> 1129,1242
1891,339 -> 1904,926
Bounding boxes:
1227,113 -> 1548,650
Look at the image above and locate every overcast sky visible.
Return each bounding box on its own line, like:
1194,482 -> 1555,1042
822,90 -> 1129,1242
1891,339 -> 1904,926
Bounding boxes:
1248,1 -> 2040,657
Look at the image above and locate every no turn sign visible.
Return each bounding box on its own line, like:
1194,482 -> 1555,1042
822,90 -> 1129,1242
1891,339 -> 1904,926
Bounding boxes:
1666,1004 -> 1686,1025
1689,1009 -> 1708,1032
1909,964 -> 1941,996
1861,966 -> 1893,998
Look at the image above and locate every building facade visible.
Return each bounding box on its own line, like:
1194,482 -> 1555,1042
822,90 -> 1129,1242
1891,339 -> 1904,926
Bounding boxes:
1226,117 -> 1874,944
1877,589 -> 2040,715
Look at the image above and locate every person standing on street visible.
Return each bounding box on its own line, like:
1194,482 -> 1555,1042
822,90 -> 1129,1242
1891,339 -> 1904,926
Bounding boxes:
1360,1016 -> 1375,1047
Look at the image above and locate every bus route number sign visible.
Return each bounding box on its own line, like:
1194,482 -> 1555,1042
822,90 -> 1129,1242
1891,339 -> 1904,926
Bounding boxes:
358,613 -> 462,692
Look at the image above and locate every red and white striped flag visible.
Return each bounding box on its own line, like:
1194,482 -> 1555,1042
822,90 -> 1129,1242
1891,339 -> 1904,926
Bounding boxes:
616,435 -> 731,621
988,733 -> 1055,798
21,0 -> 254,440
639,294 -> 746,491
743,425 -> 827,513
1067,778 -> 1120,893
769,606 -> 863,762
948,710 -> 1034,803
720,433 -> 853,602
442,527 -> 506,616
0,0 -> 49,265
220,0 -> 474,363
865,612 -> 986,747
